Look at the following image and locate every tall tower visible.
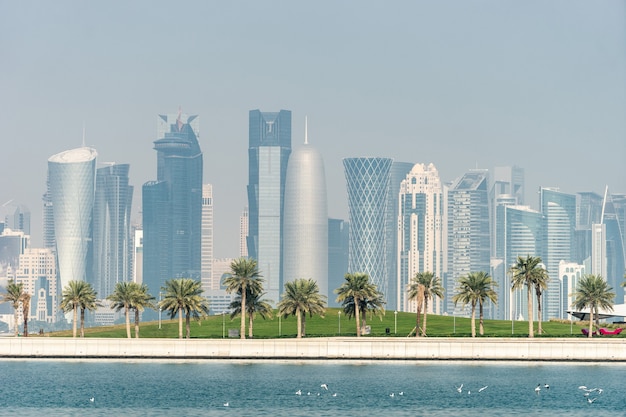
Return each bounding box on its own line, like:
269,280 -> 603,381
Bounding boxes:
47,147 -> 97,291
239,207 -> 249,258
540,187 -> 576,319
143,110 -> 203,301
92,163 -> 133,297
447,170 -> 490,315
247,110 -> 291,303
490,166 -> 524,257
397,163 -> 445,313
201,184 -> 214,292
600,188 -> 626,304
283,119 -> 328,299
343,157 -> 392,299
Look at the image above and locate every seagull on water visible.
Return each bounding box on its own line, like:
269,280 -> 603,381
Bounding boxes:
399,392 -> 404,396
321,384 -> 328,390
543,384 -> 550,390
332,393 -> 338,397
535,384 -> 541,394
390,393 -> 395,398
456,384 -> 463,393
295,389 -> 302,395
89,397 -> 95,403
478,386 -> 488,392
223,402 -> 229,407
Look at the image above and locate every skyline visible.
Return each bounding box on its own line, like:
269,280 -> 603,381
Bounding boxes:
1,1 -> 624,259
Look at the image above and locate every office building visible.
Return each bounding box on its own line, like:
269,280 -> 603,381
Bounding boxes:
283,120 -> 328,299
328,218 -> 349,307
92,163 -> 133,297
201,184 -> 214,293
14,248 -> 57,323
600,188 -> 626,304
247,110 -> 291,302
239,208 -> 248,258
143,111 -> 203,302
343,157 -> 392,299
47,147 -> 97,291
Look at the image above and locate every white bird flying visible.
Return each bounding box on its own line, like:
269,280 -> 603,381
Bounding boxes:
456,384 -> 463,393
321,384 -> 328,390
535,384 -> 541,394
479,386 -> 488,392
89,398 -> 95,403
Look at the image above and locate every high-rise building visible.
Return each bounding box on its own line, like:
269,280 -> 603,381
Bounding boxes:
47,147 -> 97,292
343,157 -> 392,300
283,120 -> 328,299
540,187 -> 576,319
386,161 -> 414,311
397,163 -> 445,313
247,110 -> 291,303
143,111 -> 203,302
201,184 -> 214,293
490,166 -> 524,257
92,163 -> 133,297
239,207 -> 248,258
600,188 -> 626,304
447,170 -> 490,315
328,218 -> 349,307
15,248 -> 57,323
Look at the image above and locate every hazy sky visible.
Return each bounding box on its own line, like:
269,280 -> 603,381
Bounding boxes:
1,1 -> 625,258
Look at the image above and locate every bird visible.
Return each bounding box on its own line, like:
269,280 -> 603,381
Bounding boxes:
332,393 -> 338,397
89,397 -> 95,403
456,384 -> 463,393
587,397 -> 597,404
399,392 -> 404,396
535,384 -> 541,394
543,384 -> 550,390
321,384 -> 328,390
479,386 -> 488,392
223,402 -> 229,407
390,393 -> 395,398
295,389 -> 302,396
578,386 -> 589,391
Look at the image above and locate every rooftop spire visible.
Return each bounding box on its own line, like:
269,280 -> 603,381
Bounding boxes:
304,116 -> 308,145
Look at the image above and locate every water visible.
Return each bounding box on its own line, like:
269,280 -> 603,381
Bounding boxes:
0,360 -> 624,416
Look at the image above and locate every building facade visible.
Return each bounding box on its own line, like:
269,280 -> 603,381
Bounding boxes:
247,110 -> 292,303
201,184 -> 214,293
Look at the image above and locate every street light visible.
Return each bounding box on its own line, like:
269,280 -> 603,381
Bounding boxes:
158,292 -> 162,330
222,311 -> 225,338
394,311 -> 397,335
338,311 -> 341,335
279,314 -> 282,337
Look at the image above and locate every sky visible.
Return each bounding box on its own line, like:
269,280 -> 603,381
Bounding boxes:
1,1 -> 625,258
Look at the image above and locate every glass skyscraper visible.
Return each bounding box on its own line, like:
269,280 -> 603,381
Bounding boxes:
92,163 -> 133,298
47,147 -> 97,292
447,170 -> 490,315
143,112 -> 203,301
247,110 -> 291,303
343,157 -> 393,300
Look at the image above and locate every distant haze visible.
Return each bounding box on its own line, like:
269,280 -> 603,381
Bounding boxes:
1,1 -> 624,258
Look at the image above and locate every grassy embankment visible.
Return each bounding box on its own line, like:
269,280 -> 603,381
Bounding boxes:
45,308 -> 621,339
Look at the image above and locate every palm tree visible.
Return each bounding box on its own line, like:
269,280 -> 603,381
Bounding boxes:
130,284 -> 155,339
107,281 -> 136,338
222,257 -> 263,339
229,287 -> 273,338
572,274 -> 615,338
277,278 -> 327,338
452,271 -> 498,337
21,293 -> 31,337
1,280 -> 25,336
60,280 -> 97,338
335,273 -> 385,337
509,255 -> 547,338
407,272 -> 444,336
159,278 -> 209,339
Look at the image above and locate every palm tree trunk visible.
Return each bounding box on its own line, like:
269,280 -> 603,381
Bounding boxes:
588,310 -> 594,338
302,315 -> 307,337
72,306 -> 78,338
248,314 -> 253,338
134,308 -> 140,338
13,307 -> 18,337
471,302 -> 477,337
22,297 -> 29,337
479,301 -> 484,336
186,310 -> 191,339
355,296 -> 361,337
527,284 -> 534,338
296,309 -> 302,338
240,287 -> 246,340
80,307 -> 85,338
178,308 -> 183,339
536,288 -> 543,335
422,298 -> 429,336
125,305 -> 131,338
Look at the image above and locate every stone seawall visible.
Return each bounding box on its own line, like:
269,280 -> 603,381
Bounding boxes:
0,337 -> 624,361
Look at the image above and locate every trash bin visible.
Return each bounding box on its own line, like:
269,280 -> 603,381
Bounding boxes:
385,327 -> 390,335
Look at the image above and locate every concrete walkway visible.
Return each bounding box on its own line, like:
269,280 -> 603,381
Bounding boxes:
0,337 -> 624,361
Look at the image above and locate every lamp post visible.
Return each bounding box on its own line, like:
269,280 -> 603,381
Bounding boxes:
279,314 -> 282,337
394,311 -> 397,335
158,292 -> 162,330
338,311 -> 341,335
222,311 -> 225,338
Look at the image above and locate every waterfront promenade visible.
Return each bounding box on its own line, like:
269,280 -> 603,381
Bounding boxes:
0,337 -> 624,361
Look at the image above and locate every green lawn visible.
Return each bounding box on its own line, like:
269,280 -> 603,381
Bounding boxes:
44,309 -> 621,339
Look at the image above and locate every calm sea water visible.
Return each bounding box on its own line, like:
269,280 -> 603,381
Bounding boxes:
0,360 -> 624,416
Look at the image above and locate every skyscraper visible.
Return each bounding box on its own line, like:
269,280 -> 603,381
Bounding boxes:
143,111 -> 203,301
92,163 -> 133,297
239,207 -> 248,258
397,163 -> 445,313
247,110 -> 291,303
490,166 -> 524,257
47,147 -> 97,292
201,184 -> 214,292
343,157 -> 392,300
283,120 -> 328,299
540,187 -> 576,319
600,188 -> 626,304
447,170 -> 490,315
328,218 -> 349,307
